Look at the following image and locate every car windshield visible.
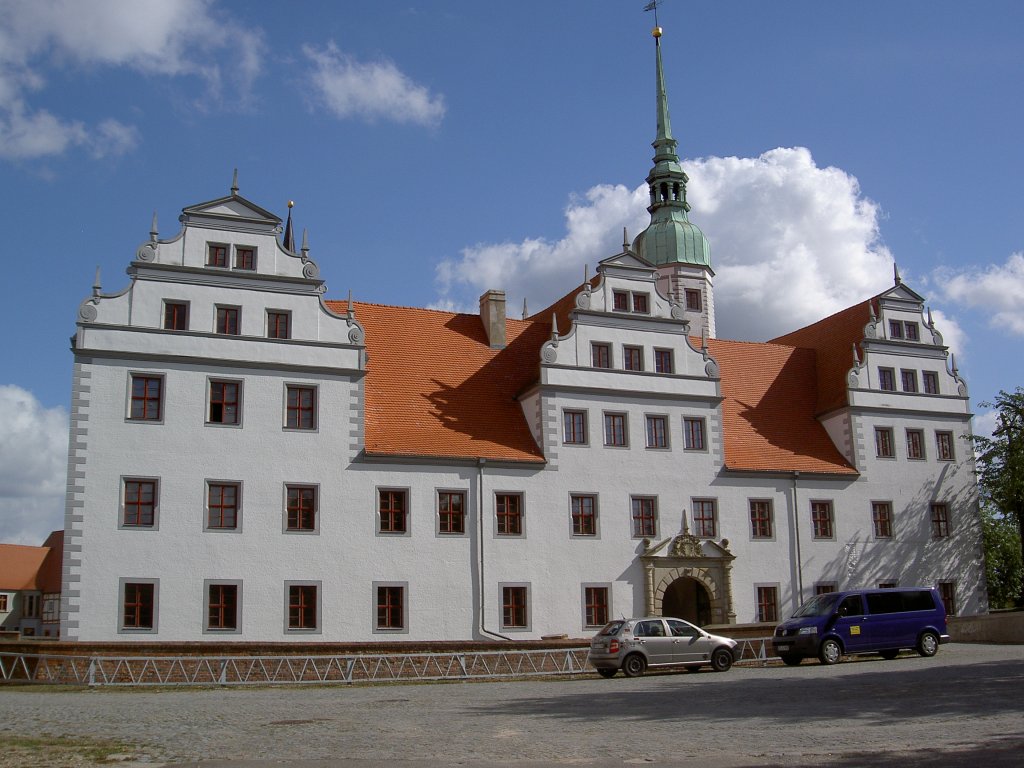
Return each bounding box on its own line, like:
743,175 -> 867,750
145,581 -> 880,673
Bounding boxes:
791,593 -> 839,618
598,621 -> 626,636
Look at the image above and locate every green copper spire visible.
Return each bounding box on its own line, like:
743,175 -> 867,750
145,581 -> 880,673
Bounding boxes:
632,25 -> 711,269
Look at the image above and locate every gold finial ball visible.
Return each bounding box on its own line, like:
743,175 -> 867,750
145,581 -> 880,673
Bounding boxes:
652,26 -> 662,38
287,200 -> 294,208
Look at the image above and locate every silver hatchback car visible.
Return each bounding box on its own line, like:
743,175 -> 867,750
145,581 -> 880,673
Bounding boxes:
589,617 -> 738,678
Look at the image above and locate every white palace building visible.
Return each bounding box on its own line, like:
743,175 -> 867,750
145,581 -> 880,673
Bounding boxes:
60,28 -> 986,642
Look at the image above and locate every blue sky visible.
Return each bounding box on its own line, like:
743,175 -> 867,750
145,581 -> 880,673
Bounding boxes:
1,0 -> 1022,543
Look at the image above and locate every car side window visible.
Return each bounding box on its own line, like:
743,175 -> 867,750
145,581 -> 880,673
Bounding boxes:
668,620 -> 698,637
837,595 -> 862,617
635,620 -> 664,637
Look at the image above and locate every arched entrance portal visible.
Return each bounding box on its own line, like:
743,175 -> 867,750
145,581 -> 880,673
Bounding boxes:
662,577 -> 712,626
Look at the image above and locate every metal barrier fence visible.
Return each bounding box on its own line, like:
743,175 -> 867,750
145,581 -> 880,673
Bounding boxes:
1,638 -> 777,687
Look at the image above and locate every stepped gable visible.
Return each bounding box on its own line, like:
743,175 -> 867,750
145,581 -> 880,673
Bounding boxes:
709,338 -> 857,475
771,299 -> 874,416
337,301 -> 549,463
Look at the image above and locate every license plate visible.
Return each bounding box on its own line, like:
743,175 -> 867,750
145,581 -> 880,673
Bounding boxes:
776,644 -> 790,652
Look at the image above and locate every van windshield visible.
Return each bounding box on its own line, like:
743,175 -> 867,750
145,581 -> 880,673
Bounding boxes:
792,594 -> 839,618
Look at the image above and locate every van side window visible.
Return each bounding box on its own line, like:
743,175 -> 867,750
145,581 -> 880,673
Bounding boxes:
866,592 -> 903,614
837,595 -> 863,616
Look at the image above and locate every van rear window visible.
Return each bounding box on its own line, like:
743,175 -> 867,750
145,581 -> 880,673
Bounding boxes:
866,590 -> 934,614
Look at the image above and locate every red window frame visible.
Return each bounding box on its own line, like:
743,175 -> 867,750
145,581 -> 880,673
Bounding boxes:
612,291 -> 630,312
207,244 -> 228,267
685,289 -> 701,311
875,427 -> 894,458
438,491 -> 465,534
286,386 -> 316,429
288,585 -> 317,630
584,586 -> 609,628
692,499 -> 717,538
684,417 -> 705,450
815,583 -> 838,596
495,493 -> 522,536
122,582 -> 154,629
163,302 -> 188,330
286,485 -> 317,531
750,500 -> 772,538
207,584 -> 238,630
922,371 -> 939,395
267,311 -> 290,339
872,501 -> 893,538
123,480 -> 156,527
563,410 -> 587,444
571,494 -> 597,536
631,293 -> 649,314
234,247 -> 255,270
906,429 -> 925,460
645,415 -> 667,448
209,381 -> 239,424
379,489 -> 407,534
654,348 -> 673,374
592,343 -> 611,369
376,585 -> 405,629
878,368 -> 895,391
129,375 -> 162,421
216,306 -> 240,335
938,582 -> 956,616
0,594 -> 9,612
811,501 -> 833,539
623,346 -> 643,371
904,322 -> 919,341
888,320 -> 904,339
502,586 -> 528,628
631,497 -> 657,538
757,586 -> 778,623
207,483 -> 239,529
604,413 -> 627,447
901,369 -> 918,393
931,504 -> 950,538
936,431 -> 954,461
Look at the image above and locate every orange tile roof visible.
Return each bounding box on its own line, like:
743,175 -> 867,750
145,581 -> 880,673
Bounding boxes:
37,531 -> 63,593
770,299 -> 874,416
708,338 -> 858,475
336,302 -> 549,463
0,542 -> 50,591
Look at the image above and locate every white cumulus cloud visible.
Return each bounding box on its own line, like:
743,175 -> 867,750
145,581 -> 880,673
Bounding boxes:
935,252 -> 1024,337
303,42 -> 445,127
0,0 -> 263,161
0,385 -> 68,545
435,147 -> 903,340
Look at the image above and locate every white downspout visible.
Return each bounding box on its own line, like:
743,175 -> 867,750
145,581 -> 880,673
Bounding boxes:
477,457 -> 510,641
791,471 -> 804,604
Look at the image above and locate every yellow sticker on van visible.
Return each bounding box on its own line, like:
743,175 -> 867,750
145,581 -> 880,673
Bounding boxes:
850,626 -> 861,635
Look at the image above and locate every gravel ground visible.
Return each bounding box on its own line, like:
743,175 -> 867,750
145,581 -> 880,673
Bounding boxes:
0,643 -> 1022,767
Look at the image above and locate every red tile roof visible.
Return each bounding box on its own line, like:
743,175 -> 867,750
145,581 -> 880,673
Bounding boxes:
0,532 -> 62,591
709,339 -> 857,475
337,302 -> 549,463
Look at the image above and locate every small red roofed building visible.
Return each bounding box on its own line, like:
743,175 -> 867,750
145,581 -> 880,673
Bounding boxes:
0,531 -> 63,639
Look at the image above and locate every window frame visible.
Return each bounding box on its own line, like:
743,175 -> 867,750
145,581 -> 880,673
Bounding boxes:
904,321 -> 920,341
120,477 -> 159,530
499,583 -> 531,631
888,319 -> 904,340
874,427 -> 895,459
283,483 -> 319,534
931,503 -> 950,538
871,501 -> 893,539
234,245 -> 257,271
215,304 -> 241,336
749,499 -> 773,540
284,384 -> 318,431
373,582 -> 409,633
631,496 -> 658,539
284,581 -> 321,633
582,584 -> 611,629
922,371 -> 939,395
906,428 -> 926,460
645,414 -> 669,449
901,369 -> 919,393
623,345 -> 644,372
814,582 -> 839,596
126,373 -> 164,423
205,480 -> 242,532
603,412 -> 628,448
684,288 -> 702,312
654,348 -> 674,374
683,417 -> 706,451
207,378 -> 242,427
691,498 -> 717,538
118,578 -> 158,634
612,290 -> 630,312
0,594 -> 8,612
936,431 -> 955,461
756,584 -> 779,623
377,487 -> 410,536
570,493 -> 598,537
162,300 -> 189,331
203,580 -> 242,634
591,342 -> 611,369
206,242 -> 229,268
562,409 -> 588,446
267,309 -> 291,340
810,500 -> 834,540
937,581 -> 957,616
878,367 -> 896,392
495,492 -> 524,537
437,489 -> 467,536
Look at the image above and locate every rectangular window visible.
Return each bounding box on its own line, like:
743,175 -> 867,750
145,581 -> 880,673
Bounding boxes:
901,369 -> 918,393
631,293 -> 649,314
931,503 -> 950,538
208,380 -> 240,425
571,494 -> 597,536
376,585 -> 405,630
904,322 -> 919,341
872,501 -> 893,538
654,348 -> 674,374
207,583 -> 238,630
438,491 -> 465,535
645,415 -> 668,449
685,288 -> 701,311
563,410 -> 587,445
879,367 -> 896,392
874,427 -> 894,458
612,291 -> 630,312
623,345 -> 643,371
604,412 -> 627,447
129,375 -> 162,421
501,585 -> 529,629
906,429 -> 925,460
922,371 -> 939,395
234,247 -> 255,270
878,581 -> 898,589
285,385 -> 317,430
216,306 -> 240,335
0,595 -> 8,611
815,583 -> 838,596
811,501 -> 834,539
42,593 -> 60,623
683,417 -> 706,450
496,493 -> 523,536
285,485 -> 317,532
936,431 -> 955,461
287,584 -> 318,630
267,310 -> 290,340
163,301 -> 188,331
379,489 -> 408,534
750,500 -> 773,539
122,582 -> 155,630
207,243 -> 228,267
591,343 -> 611,369
692,499 -> 717,538
584,586 -> 609,628
123,479 -> 157,528
631,496 -> 657,538
938,581 -> 957,616
757,586 -> 778,623
888,320 -> 903,339
207,483 -> 240,530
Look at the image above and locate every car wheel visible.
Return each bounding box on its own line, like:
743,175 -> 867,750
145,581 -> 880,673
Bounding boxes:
879,649 -> 899,660
780,654 -> 802,667
597,668 -> 617,679
818,638 -> 842,665
710,648 -> 733,672
917,631 -> 940,657
622,653 -> 647,678
684,664 -> 702,673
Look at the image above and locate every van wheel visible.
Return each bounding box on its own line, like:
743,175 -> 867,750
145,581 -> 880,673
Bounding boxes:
711,648 -> 734,672
818,638 -> 842,665
780,654 -> 802,666
917,631 -> 939,657
597,668 -> 617,679
622,653 -> 647,678
879,649 -> 899,660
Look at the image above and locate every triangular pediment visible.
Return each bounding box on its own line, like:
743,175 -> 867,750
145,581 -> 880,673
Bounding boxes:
598,249 -> 657,273
877,282 -> 926,307
640,534 -> 735,561
182,194 -> 281,224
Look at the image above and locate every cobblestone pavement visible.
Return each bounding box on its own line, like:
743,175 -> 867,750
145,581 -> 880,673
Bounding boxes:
0,643 -> 1022,767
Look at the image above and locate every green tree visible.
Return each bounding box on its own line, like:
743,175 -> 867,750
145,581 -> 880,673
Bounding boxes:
973,387 -> 1024,605
980,503 -> 1023,608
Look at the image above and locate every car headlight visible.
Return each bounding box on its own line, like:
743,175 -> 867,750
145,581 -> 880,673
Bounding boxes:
798,626 -> 817,635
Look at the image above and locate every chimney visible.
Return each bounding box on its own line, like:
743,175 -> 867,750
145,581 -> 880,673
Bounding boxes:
479,289 -> 506,349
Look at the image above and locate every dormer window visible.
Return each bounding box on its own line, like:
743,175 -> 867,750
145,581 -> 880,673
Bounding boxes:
632,293 -> 649,314
207,244 -> 228,268
613,291 -> 630,312
163,301 -> 188,331
685,289 -> 702,312
234,247 -> 256,270
888,320 -> 920,341
904,322 -> 919,341
612,290 -> 651,314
